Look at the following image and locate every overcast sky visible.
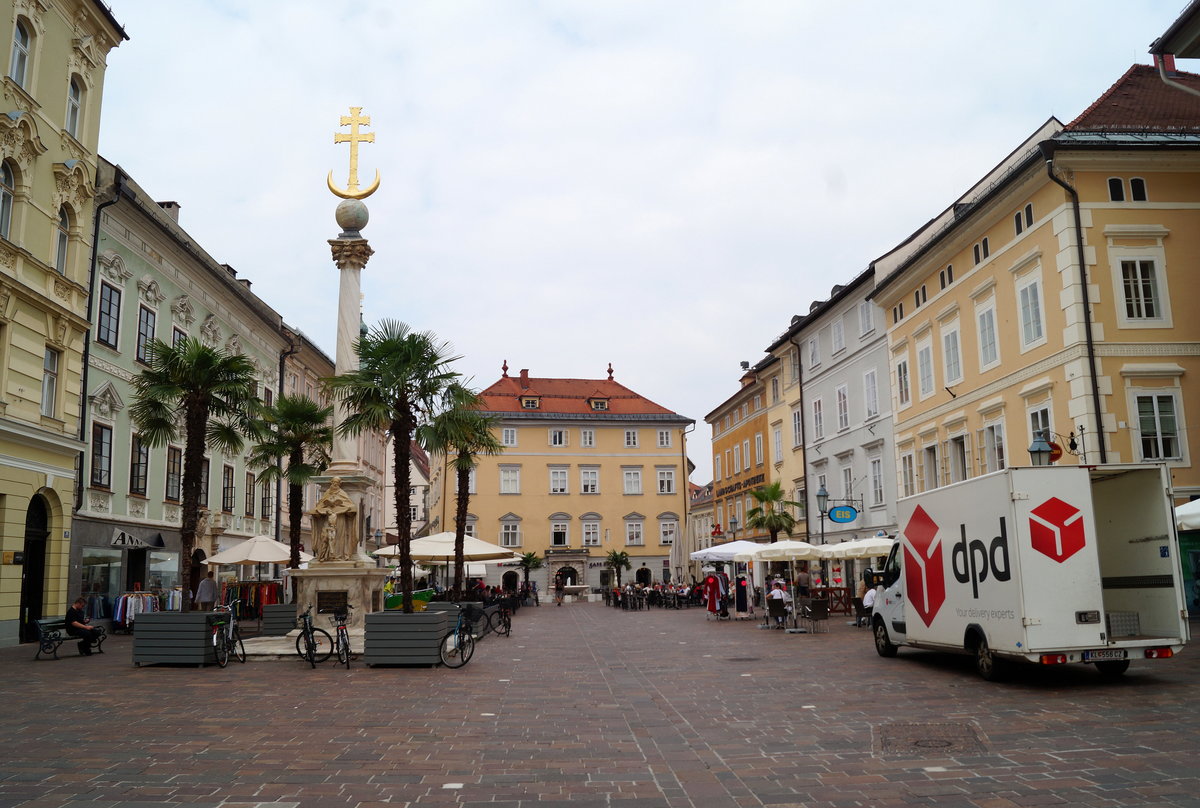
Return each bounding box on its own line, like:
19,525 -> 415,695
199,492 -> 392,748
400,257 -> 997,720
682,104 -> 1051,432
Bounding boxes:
99,1 -> 1182,483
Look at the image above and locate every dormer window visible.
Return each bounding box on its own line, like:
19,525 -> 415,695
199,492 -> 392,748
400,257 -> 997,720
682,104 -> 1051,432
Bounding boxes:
521,397 -> 540,409
590,398 -> 609,411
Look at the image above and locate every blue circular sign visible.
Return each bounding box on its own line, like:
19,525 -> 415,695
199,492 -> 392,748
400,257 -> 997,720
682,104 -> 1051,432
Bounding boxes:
828,505 -> 858,524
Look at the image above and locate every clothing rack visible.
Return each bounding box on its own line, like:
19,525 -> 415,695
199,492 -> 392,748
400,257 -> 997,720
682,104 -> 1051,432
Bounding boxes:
111,591 -> 165,633
220,581 -> 283,620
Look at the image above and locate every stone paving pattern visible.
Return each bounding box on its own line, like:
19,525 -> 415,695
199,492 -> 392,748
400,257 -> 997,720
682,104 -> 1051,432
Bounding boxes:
1,602 -> 1197,808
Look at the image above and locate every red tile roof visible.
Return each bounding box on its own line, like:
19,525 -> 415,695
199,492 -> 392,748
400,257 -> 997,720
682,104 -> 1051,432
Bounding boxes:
1066,64 -> 1200,131
409,440 -> 430,478
478,370 -> 687,418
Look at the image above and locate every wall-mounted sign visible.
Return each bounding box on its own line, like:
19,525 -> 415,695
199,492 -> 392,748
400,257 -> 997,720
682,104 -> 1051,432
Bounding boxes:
110,529 -> 165,548
828,505 -> 858,524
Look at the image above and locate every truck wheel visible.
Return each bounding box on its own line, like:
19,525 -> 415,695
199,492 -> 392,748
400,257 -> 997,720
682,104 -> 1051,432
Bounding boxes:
975,637 -> 1004,681
1096,659 -> 1130,678
873,619 -> 897,657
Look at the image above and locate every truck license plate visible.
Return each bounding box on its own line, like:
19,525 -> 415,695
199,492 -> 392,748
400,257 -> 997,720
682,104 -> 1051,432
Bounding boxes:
1083,649 -> 1127,661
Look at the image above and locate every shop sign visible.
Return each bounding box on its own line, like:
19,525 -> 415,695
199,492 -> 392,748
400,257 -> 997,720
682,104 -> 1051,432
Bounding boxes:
110,529 -> 165,548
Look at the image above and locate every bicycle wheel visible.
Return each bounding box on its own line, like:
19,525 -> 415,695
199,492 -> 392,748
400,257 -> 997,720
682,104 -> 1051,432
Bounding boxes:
439,629 -> 475,668
336,627 -> 350,667
309,628 -> 333,663
213,626 -> 229,668
488,610 -> 511,638
231,628 -> 246,664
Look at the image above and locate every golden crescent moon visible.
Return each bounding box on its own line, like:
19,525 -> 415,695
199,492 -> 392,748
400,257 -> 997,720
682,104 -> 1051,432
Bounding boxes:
327,169 -> 381,200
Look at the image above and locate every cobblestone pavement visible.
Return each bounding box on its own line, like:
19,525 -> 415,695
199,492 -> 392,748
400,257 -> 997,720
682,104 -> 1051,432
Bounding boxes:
1,603 -> 1197,808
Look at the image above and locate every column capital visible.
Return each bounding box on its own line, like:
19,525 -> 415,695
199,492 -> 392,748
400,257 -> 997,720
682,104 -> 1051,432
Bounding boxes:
329,238 -> 375,271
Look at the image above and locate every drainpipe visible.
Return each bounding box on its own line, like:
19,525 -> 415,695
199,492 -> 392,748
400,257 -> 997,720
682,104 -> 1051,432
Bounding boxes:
275,331 -> 301,541
680,420 -> 695,584
76,169 -> 128,510
1041,147 -> 1108,464
1154,54 -> 1200,99
788,333 -> 811,538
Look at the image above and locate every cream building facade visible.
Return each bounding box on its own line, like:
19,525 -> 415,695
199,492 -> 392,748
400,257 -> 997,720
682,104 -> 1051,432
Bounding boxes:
70,159 -> 286,620
0,0 -> 124,645
429,365 -> 693,590
870,66 -> 1200,503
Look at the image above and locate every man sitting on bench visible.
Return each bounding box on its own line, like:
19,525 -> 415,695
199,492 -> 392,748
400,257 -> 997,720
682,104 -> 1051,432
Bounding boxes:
65,598 -> 102,656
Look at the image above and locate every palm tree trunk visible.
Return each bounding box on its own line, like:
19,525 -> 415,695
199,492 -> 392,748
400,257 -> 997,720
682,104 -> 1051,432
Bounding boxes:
453,461 -> 470,600
179,402 -> 210,611
393,411 -> 416,613
288,448 -> 305,573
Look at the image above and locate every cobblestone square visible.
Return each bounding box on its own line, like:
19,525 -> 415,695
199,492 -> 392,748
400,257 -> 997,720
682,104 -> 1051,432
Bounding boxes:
1,604 -> 1196,808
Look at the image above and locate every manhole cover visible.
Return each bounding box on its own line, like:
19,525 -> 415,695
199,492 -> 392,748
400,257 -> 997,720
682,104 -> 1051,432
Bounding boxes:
876,722 -> 986,756
728,657 -> 761,662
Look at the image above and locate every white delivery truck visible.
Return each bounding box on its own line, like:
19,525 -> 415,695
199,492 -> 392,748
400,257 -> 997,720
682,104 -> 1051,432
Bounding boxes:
871,464 -> 1189,679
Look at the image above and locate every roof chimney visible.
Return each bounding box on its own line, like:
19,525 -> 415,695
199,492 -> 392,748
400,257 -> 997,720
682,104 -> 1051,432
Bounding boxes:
157,200 -> 180,222
1162,53 -> 1178,75
519,368 -> 529,389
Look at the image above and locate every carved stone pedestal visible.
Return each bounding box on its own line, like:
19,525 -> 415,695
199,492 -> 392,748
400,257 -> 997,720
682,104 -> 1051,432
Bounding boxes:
289,562 -> 389,632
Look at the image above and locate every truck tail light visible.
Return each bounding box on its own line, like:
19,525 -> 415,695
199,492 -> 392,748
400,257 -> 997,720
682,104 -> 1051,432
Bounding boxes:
1039,654 -> 1068,665
1144,647 -> 1174,659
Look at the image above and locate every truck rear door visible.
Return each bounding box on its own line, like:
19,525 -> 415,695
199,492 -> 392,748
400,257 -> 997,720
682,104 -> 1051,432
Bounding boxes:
1009,467 -> 1107,652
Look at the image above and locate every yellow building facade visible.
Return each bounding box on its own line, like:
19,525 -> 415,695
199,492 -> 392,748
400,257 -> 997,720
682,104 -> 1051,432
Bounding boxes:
706,362 -> 776,544
871,66 -> 1200,503
0,0 -> 124,645
428,365 -> 693,591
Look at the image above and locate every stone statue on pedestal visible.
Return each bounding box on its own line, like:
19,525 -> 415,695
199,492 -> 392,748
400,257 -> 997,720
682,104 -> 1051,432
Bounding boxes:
311,476 -> 359,562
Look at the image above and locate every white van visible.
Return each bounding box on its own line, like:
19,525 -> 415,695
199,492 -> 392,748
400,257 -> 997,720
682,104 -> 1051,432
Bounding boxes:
871,464 -> 1189,679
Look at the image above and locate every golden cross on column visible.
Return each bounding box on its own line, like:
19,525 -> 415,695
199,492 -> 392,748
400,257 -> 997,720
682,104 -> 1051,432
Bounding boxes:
327,107 -> 381,200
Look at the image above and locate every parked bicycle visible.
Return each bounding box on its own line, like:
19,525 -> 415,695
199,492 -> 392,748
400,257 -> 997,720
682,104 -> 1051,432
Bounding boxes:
211,599 -> 246,668
438,603 -> 476,668
487,599 -> 512,638
328,602 -> 354,669
296,604 -> 332,668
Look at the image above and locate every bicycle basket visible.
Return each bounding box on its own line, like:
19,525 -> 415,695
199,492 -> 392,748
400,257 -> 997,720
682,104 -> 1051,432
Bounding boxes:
325,611 -> 349,626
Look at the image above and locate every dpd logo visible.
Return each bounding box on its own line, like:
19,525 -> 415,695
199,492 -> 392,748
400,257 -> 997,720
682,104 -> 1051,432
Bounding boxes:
902,505 -> 945,627
1029,497 -> 1085,562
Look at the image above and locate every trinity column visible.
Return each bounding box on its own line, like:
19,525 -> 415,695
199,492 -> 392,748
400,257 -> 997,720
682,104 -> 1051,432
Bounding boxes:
292,108 -> 388,625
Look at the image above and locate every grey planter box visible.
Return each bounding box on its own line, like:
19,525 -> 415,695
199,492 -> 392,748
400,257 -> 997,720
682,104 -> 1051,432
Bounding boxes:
261,604 -> 297,636
422,602 -> 495,638
132,611 -> 220,667
363,610 -> 448,667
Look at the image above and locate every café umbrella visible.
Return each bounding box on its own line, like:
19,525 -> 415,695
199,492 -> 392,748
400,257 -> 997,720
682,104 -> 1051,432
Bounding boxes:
372,532 -> 520,562
203,535 -> 314,566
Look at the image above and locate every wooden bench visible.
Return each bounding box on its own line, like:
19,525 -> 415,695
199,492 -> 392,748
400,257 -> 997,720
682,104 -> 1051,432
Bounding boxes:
35,617 -> 107,660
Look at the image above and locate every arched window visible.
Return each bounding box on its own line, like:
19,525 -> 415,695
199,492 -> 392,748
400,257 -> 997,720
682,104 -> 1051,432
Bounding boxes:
55,206 -> 69,273
0,162 -> 14,240
9,20 -> 30,88
66,76 -> 82,137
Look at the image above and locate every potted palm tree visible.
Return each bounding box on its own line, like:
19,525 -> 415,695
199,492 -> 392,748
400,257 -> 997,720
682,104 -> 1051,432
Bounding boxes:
418,383 -> 502,601
745,481 -> 802,543
606,550 -> 632,589
129,337 -> 260,664
517,552 -> 542,603
326,321 -> 460,666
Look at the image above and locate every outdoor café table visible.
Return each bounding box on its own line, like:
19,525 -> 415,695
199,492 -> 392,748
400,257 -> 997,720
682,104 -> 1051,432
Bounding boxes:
811,586 -> 851,614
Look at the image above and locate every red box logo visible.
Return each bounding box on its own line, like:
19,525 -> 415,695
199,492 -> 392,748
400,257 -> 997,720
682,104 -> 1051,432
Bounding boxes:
1029,497 -> 1085,563
902,505 -> 945,627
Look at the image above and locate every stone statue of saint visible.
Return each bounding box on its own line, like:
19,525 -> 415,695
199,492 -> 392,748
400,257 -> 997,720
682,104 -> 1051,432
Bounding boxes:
311,477 -> 358,562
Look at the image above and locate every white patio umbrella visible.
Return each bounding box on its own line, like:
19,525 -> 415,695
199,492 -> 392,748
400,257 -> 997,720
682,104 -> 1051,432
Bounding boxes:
825,536 -> 895,559
203,535 -> 313,565
689,539 -> 766,562
372,532 -> 520,562
1176,499 -> 1200,531
751,540 -> 830,561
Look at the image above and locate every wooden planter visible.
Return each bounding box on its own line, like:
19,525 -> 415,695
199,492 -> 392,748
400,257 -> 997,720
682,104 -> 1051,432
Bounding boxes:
261,604 -> 297,636
362,610 -> 448,667
132,612 -> 220,667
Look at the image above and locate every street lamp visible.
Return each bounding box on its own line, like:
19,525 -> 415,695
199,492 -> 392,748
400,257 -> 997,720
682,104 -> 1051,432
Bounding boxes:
1028,429 -> 1054,466
728,516 -> 739,541
816,485 -> 829,545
